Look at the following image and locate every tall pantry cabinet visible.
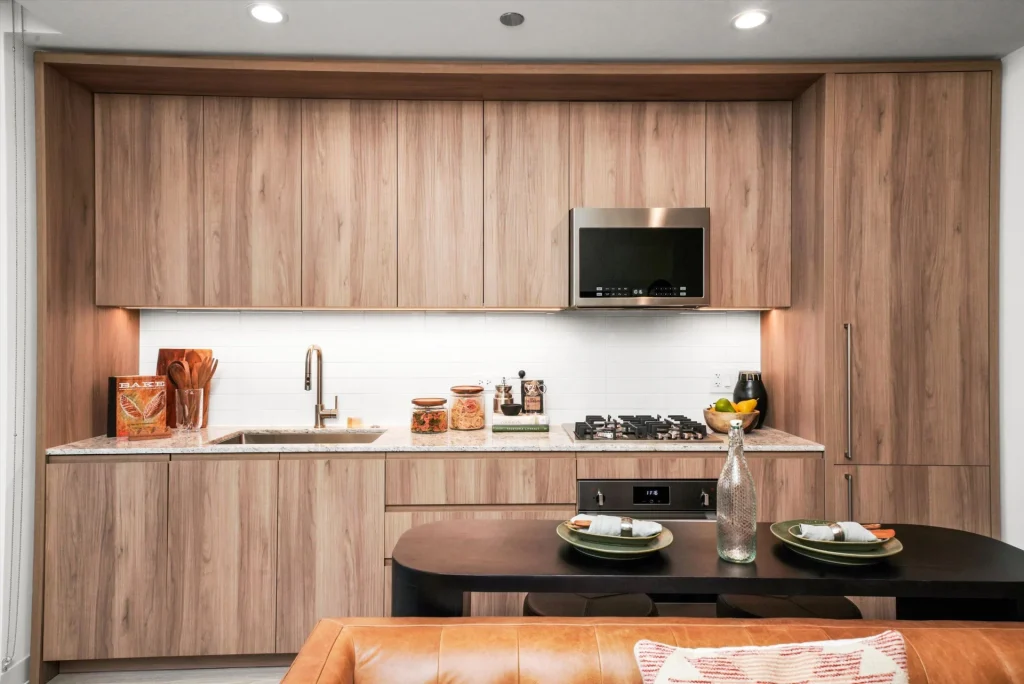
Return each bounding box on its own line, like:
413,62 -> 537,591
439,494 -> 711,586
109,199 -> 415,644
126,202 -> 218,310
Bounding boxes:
763,70 -> 997,539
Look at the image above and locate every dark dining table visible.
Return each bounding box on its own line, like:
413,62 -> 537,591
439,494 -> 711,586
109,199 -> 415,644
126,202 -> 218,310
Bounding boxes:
391,520 -> 1024,621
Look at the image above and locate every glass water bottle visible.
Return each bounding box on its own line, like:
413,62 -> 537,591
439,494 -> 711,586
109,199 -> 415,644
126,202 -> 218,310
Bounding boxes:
717,419 -> 757,563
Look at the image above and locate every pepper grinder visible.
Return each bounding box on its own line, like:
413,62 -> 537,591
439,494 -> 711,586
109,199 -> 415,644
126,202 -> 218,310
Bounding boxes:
493,377 -> 514,413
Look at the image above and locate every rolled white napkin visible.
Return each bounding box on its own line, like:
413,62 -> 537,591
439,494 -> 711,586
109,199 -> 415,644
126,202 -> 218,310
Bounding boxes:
570,514 -> 662,538
797,521 -> 876,542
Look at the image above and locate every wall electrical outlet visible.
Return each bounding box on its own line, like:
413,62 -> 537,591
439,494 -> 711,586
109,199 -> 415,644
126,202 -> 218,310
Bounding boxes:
710,369 -> 736,393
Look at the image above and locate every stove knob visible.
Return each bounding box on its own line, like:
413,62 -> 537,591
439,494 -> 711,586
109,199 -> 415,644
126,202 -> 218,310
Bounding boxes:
596,490 -> 606,507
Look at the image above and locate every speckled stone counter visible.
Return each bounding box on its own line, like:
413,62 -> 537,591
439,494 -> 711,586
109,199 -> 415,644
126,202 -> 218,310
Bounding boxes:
46,425 -> 823,456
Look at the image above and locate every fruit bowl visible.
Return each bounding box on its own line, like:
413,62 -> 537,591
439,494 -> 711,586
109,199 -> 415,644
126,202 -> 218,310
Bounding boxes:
703,408 -> 759,434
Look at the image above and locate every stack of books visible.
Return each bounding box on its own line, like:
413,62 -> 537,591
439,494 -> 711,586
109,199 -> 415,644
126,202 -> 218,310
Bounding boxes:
491,414 -> 550,433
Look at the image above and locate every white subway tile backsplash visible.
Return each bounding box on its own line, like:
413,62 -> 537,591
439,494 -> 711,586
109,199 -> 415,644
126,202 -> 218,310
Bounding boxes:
139,310 -> 761,427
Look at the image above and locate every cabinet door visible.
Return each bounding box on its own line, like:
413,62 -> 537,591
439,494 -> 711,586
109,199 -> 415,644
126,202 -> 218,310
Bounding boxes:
832,465 -> 990,536
204,97 -> 301,306
43,462 -> 168,660
484,101 -> 570,308
398,101 -> 483,307
168,459 -> 278,656
302,99 -> 398,307
569,102 -> 705,208
706,102 -> 792,308
386,456 -> 576,506
835,73 -> 990,465
277,456 -> 385,653
95,94 -> 203,306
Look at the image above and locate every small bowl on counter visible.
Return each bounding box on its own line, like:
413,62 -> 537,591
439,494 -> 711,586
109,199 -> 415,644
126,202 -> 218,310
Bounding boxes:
703,408 -> 759,434
500,403 -> 523,416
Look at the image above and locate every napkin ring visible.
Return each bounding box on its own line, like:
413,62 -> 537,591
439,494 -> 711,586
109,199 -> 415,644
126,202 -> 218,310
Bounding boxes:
620,517 -> 634,537
828,523 -> 845,541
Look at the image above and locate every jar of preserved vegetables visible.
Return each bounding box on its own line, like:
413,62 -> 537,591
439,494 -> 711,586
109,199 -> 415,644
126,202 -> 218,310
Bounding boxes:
411,398 -> 448,433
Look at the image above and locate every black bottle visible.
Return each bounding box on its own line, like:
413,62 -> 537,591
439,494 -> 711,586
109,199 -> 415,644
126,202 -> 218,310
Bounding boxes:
733,371 -> 768,429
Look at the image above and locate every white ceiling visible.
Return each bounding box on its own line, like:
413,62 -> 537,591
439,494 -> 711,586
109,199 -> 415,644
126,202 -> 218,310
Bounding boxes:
15,0 -> 1024,62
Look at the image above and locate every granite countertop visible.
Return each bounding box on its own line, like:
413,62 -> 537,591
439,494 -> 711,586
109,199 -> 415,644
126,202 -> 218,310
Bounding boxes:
46,425 -> 823,456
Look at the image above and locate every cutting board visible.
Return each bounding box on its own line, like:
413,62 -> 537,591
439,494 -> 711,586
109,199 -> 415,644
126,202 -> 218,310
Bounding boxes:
156,348 -> 213,428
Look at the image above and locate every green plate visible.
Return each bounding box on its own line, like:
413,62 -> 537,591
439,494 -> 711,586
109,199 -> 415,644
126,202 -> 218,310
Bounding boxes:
565,521 -> 662,547
556,522 -> 673,560
771,519 -> 903,565
787,523 -> 887,552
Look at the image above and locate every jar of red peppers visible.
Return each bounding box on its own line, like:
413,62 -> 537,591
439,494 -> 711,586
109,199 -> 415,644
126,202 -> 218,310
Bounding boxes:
411,398 -> 448,433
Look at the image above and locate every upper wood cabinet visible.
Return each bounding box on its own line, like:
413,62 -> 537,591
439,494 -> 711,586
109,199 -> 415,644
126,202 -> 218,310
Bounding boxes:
397,101 -> 484,307
706,102 -> 792,308
834,72 -> 990,466
302,99 -> 398,307
484,102 -> 570,308
204,97 -> 301,307
43,461 -> 169,661
168,458 -> 278,656
95,94 -> 204,307
569,102 -> 705,208
276,456 -> 385,653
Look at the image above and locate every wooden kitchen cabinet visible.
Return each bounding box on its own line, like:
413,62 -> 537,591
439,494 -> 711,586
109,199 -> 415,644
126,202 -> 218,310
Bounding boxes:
484,101 -> 570,308
397,101 -> 483,307
276,455 -> 385,653
577,453 -> 823,520
834,72 -> 991,466
706,102 -> 792,308
204,97 -> 301,307
95,94 -> 203,306
43,461 -> 169,660
302,99 -> 398,307
168,458 -> 278,656
569,102 -> 705,208
832,465 -> 990,536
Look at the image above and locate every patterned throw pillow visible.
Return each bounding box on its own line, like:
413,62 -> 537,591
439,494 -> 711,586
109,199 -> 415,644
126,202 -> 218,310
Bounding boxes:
634,630 -> 908,684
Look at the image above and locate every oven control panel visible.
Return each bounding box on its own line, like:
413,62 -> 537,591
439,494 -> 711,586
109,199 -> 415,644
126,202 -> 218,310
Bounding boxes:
578,479 -> 717,519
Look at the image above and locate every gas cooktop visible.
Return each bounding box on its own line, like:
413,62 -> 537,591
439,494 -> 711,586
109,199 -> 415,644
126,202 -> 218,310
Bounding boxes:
565,414 -> 712,441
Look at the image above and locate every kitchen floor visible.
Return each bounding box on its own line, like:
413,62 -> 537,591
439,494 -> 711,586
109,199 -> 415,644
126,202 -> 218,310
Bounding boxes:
50,668 -> 287,684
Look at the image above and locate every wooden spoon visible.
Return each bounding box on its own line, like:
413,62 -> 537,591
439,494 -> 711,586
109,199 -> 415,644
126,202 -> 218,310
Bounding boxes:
167,360 -> 191,389
195,357 -> 219,389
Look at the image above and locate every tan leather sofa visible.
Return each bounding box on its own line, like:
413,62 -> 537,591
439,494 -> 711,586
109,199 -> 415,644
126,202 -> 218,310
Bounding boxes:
282,617 -> 1024,683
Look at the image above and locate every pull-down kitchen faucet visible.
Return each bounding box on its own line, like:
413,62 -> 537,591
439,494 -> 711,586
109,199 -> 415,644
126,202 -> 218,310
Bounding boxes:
304,345 -> 338,429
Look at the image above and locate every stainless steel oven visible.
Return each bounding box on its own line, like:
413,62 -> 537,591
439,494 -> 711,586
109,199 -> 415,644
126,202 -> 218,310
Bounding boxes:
571,208 -> 711,308
577,479 -> 717,521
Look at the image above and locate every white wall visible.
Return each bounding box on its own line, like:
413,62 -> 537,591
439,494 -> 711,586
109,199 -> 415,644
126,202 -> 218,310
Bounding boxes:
1000,46 -> 1024,549
139,310 -> 761,428
0,3 -> 36,682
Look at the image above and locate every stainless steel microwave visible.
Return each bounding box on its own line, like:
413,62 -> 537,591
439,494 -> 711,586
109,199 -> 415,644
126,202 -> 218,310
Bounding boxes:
570,208 -> 711,308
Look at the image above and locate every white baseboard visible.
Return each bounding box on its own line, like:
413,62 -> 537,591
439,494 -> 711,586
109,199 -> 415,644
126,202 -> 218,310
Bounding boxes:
0,656 -> 28,684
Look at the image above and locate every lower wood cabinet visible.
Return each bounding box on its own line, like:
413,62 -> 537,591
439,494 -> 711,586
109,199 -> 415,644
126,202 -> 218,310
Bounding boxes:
277,455 -> 385,653
831,465 -> 990,535
577,453 -> 824,521
168,458 -> 278,656
43,461 -> 169,661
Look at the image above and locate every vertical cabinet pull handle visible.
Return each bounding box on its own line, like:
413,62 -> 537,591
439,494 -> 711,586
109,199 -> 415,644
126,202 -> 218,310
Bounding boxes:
844,323 -> 853,460
845,473 -> 854,521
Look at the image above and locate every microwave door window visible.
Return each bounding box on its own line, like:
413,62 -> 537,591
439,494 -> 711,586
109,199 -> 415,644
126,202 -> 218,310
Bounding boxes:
578,228 -> 704,299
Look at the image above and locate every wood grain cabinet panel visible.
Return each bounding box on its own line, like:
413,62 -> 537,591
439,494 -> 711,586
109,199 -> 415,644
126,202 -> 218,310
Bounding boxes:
386,456 -> 575,505
95,94 -> 203,306
834,73 -> 990,466
569,102 -> 705,208
578,453 -> 822,521
832,465 -> 990,536
484,101 -> 570,307
277,456 -> 385,653
302,99 -> 398,307
168,459 -> 277,656
397,101 -> 484,307
706,101 -> 792,308
43,462 -> 168,660
204,97 -> 301,307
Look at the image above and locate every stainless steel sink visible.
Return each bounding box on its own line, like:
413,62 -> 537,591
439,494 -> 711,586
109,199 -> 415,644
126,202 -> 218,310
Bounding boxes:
212,431 -> 383,445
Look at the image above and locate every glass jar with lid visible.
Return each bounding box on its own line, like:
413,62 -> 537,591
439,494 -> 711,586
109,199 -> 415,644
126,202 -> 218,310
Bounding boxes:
411,398 -> 448,433
449,385 -> 486,430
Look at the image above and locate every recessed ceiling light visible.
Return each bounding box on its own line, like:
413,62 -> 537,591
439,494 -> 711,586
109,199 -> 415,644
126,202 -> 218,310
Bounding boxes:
732,9 -> 769,29
249,3 -> 286,24
500,12 -> 525,27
